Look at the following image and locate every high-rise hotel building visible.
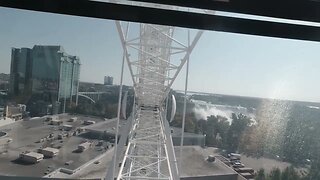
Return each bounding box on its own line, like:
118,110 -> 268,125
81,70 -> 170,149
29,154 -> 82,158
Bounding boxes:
10,45 -> 80,114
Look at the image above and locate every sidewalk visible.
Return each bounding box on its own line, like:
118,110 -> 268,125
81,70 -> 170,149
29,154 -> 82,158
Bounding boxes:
0,118 -> 15,128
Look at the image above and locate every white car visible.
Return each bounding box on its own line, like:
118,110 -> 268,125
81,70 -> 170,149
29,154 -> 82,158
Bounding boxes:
233,162 -> 245,168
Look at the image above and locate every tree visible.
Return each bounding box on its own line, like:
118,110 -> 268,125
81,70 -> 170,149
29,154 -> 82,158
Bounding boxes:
307,160 -> 320,180
226,113 -> 251,152
282,105 -> 320,165
195,119 -> 206,134
216,116 -> 230,148
281,166 -> 299,180
268,168 -> 281,180
256,169 -> 266,180
171,112 -> 197,133
203,115 -> 230,147
256,167 -> 303,180
206,115 -> 219,146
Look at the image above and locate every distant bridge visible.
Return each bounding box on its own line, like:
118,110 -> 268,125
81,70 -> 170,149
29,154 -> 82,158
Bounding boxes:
77,92 -> 108,103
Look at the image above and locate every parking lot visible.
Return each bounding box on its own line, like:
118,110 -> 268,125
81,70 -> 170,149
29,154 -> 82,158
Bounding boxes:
0,114 -> 112,177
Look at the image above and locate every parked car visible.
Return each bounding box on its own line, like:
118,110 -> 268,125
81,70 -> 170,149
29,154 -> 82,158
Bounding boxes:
232,161 -> 245,168
94,160 -> 100,164
65,160 -> 73,165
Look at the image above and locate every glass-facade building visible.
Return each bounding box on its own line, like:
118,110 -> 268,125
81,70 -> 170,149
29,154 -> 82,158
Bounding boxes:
9,48 -> 32,96
10,45 -> 81,114
59,53 -> 80,99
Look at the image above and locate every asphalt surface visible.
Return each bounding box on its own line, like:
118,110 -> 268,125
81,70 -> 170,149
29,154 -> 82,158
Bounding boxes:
240,155 -> 291,173
0,114 -> 110,177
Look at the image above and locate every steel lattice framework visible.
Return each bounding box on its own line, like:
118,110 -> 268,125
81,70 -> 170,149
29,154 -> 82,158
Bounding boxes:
112,21 -> 203,180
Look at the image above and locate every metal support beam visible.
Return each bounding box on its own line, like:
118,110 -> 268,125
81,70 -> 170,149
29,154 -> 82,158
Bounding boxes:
131,0 -> 320,23
1,0 -> 320,42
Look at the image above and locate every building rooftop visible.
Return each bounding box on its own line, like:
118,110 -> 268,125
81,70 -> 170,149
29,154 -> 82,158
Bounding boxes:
175,146 -> 237,177
24,152 -> 44,159
79,142 -> 91,146
53,146 -> 239,179
42,147 -> 59,153
84,118 -> 127,135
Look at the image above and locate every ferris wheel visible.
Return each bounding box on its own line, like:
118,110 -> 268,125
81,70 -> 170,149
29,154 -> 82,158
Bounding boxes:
106,21 -> 203,180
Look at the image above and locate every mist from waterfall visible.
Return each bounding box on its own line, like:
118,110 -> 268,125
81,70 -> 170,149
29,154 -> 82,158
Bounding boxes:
191,99 -> 256,123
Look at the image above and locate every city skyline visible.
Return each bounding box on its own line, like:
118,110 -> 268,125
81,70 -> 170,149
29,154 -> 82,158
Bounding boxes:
1,7 -> 320,102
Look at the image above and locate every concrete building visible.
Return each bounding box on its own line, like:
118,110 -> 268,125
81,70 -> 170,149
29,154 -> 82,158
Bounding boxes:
46,115 -> 58,121
39,147 -> 59,158
47,115 -> 63,125
5,104 -> 26,121
104,76 -> 113,85
78,142 -> 91,152
19,152 -> 44,164
50,119 -> 63,125
69,117 -> 77,122
177,146 -> 245,180
9,45 -> 81,115
62,124 -> 73,131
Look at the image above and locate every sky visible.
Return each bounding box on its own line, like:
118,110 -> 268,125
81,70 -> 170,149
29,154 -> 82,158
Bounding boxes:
1,7 -> 320,102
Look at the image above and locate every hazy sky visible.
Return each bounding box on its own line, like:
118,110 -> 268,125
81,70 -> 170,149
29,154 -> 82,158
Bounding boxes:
1,7 -> 320,102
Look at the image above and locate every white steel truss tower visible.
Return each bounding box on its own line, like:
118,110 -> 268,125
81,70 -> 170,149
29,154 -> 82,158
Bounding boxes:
112,21 -> 203,180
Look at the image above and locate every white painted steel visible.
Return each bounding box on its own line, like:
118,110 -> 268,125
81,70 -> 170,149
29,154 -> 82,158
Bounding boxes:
78,92 -> 107,102
122,91 -> 128,119
114,21 -> 203,180
170,95 -> 176,123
